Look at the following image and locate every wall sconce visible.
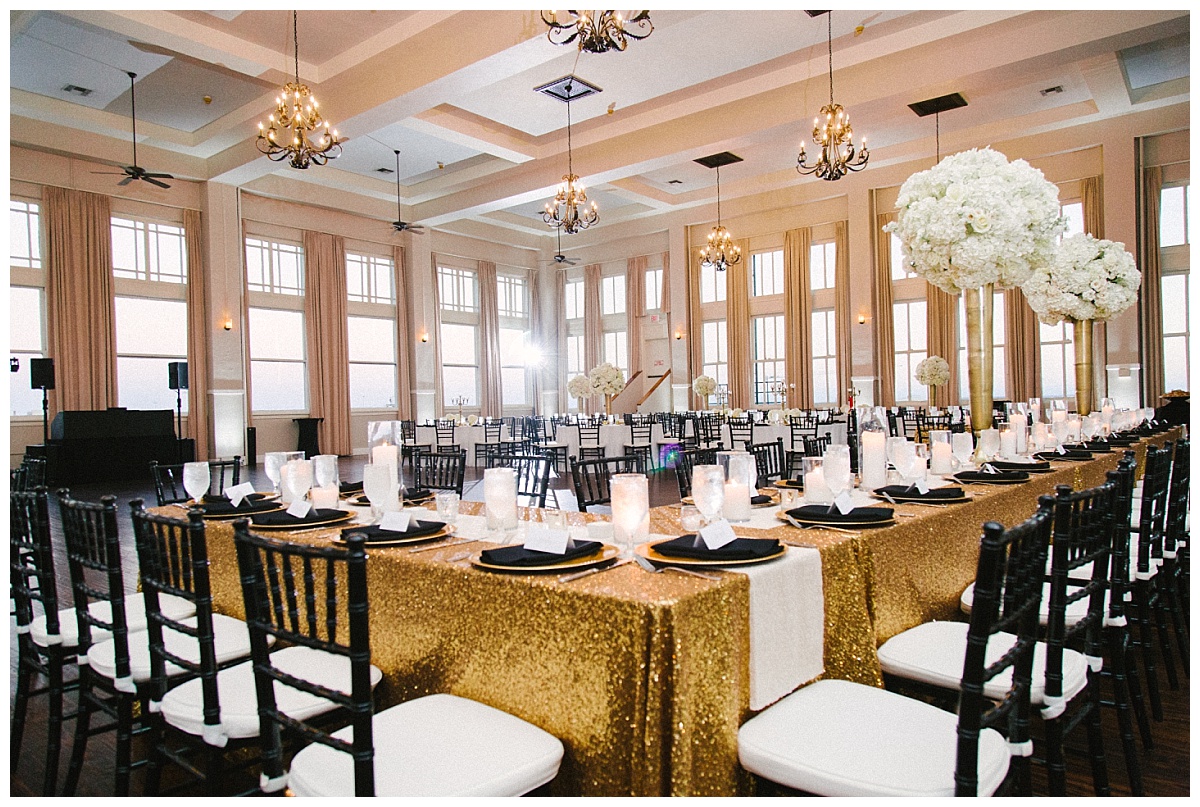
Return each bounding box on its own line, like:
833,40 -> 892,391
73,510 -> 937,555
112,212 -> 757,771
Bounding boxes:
857,314 -> 868,325
674,330 -> 684,341
223,317 -> 233,331
420,332 -> 429,343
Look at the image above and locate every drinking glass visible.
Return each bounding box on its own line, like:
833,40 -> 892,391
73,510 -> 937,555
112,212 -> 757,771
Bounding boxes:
435,491 -> 460,526
1066,414 -> 1082,444
313,454 -> 340,489
1081,416 -> 1099,441
264,452 -> 288,495
183,462 -> 210,503
951,432 -> 974,469
484,467 -> 518,541
611,474 -> 649,557
802,456 -> 831,504
977,428 -> 1001,460
680,504 -> 703,533
362,463 -> 392,521
885,436 -> 908,471
892,440 -> 916,481
822,444 -> 852,502
691,465 -> 726,527
284,459 -> 314,504
1027,398 -> 1042,423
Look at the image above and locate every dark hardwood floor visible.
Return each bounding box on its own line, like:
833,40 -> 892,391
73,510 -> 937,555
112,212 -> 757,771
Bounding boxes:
10,456 -> 1190,796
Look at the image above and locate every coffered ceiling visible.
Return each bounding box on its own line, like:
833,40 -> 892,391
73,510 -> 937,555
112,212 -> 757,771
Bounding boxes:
9,8 -> 1190,248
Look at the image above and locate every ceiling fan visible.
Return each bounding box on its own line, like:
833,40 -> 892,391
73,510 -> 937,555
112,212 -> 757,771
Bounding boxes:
390,149 -> 426,234
551,227 -> 579,266
92,71 -> 173,189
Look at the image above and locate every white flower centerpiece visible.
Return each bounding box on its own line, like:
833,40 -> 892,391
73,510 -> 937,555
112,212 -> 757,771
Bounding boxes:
886,147 -> 1064,438
1022,232 -> 1140,413
692,375 -> 717,410
568,374 -> 593,412
914,355 -> 951,388
588,362 -> 626,415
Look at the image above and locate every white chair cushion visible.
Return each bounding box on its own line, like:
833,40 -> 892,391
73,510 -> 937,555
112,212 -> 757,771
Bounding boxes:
31,593 -> 195,649
878,620 -> 1089,706
160,646 -> 383,742
737,679 -> 1009,797
287,693 -> 564,797
87,613 -> 253,684
960,581 -> 1111,627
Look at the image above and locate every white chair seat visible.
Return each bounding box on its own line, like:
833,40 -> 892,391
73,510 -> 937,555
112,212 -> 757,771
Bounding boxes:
31,593 -> 195,649
737,679 -> 1009,797
878,620 -> 1089,706
160,646 -> 383,742
961,581 -> 1112,626
287,693 -> 564,797
87,613 -> 254,684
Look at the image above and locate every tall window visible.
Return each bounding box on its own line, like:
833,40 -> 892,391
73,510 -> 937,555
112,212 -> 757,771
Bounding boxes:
438,266 -> 477,313
437,264 -> 480,407
752,314 -> 785,404
957,292 -> 1006,402
603,330 -> 628,378
346,253 -> 394,304
1059,201 -> 1084,239
811,309 -> 838,406
699,261 -> 727,303
498,274 -> 530,407
601,274 -> 626,315
10,200 -> 42,269
1039,321 -> 1075,401
890,232 -> 916,279
113,214 -> 189,411
701,319 -> 728,403
348,316 -> 396,409
644,267 -> 663,312
893,300 -> 928,404
1160,182 -> 1191,391
751,250 -> 784,297
810,241 -> 836,290
564,278 -> 584,320
565,335 -> 585,378
247,236 -> 306,412
10,199 -> 45,416
564,276 -> 585,410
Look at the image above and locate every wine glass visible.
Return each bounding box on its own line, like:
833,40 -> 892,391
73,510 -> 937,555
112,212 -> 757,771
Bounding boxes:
892,441 -> 917,483
951,432 -> 974,470
285,460 -> 314,507
691,465 -> 725,527
885,436 -> 907,472
362,463 -> 392,522
183,462 -> 210,504
822,445 -> 852,507
313,455 -> 339,489
264,452 -> 287,495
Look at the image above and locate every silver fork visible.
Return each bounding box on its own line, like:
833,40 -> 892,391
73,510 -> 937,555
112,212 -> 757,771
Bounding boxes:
632,553 -> 722,580
783,513 -> 861,536
558,559 -> 631,583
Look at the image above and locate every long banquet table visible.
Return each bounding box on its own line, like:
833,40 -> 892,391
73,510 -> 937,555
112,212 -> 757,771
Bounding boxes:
194,427 -> 1180,796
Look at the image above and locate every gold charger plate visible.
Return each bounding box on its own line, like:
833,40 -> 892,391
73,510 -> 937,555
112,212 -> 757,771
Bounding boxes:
774,480 -> 804,489
469,544 -> 619,574
197,502 -> 284,520
682,491 -> 778,509
776,510 -> 897,528
635,540 -> 785,568
345,492 -> 435,507
250,510 -> 357,531
869,492 -> 972,505
951,474 -> 1029,486
334,523 -> 454,547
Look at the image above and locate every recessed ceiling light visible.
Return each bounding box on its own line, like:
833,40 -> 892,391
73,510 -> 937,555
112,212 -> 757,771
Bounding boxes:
375,167 -> 395,174
1040,85 -> 1064,96
62,84 -> 93,97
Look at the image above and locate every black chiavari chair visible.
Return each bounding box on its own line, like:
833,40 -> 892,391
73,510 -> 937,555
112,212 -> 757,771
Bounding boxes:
569,455 -> 644,512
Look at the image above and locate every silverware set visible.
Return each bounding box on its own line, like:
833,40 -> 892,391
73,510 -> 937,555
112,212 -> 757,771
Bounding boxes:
408,537 -> 474,554
557,555 -> 723,583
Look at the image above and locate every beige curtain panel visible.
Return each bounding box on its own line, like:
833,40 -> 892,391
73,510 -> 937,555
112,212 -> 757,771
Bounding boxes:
626,256 -> 648,376
529,270 -> 543,408
555,269 -> 568,408
477,260 -> 503,418
1003,287 -> 1040,404
430,258 -> 446,417
687,249 -> 704,387
784,227 -> 814,409
183,209 -> 211,459
834,222 -> 852,407
873,211 -> 897,407
726,238 -> 752,409
1139,166 -> 1164,404
660,251 -> 671,313
44,186 -> 117,414
302,230 -> 352,455
584,263 -> 603,371
926,286 -> 961,408
391,245 -> 413,420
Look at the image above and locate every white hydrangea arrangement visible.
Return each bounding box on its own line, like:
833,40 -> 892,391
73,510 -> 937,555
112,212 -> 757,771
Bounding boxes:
885,148 -> 1066,293
567,374 -> 593,401
588,362 -> 626,396
914,355 -> 951,387
1021,233 -> 1141,325
692,375 -> 717,397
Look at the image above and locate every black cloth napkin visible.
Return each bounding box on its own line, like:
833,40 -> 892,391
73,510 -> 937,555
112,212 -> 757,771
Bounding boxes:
340,519 -> 444,542
251,508 -> 347,527
983,460 -> 1052,473
201,491 -> 269,504
777,478 -> 804,489
652,535 -> 782,561
1104,437 -> 1138,446
479,539 -> 603,568
1034,450 -> 1091,461
199,497 -> 279,516
786,505 -> 894,524
1063,441 -> 1111,453
404,487 -> 432,501
953,470 -> 1029,483
339,480 -> 363,495
751,494 -> 773,505
874,485 -> 965,501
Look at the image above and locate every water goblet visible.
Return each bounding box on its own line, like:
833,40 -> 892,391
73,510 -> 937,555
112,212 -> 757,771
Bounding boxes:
285,460 -> 314,506
435,491 -> 460,526
264,452 -> 287,495
361,463 -> 392,522
951,432 -> 974,470
822,445 -> 852,505
691,465 -> 726,527
183,462 -> 210,503
885,436 -> 907,472
313,454 -> 340,489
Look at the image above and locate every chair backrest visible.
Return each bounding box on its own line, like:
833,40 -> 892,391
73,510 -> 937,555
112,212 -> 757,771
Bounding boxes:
1134,443 -> 1171,578
569,455 -> 644,511
151,458 -> 242,506
1045,480 -> 1115,705
434,421 -> 456,444
955,499 -> 1053,796
1165,439 -> 1189,557
413,449 -> 466,495
11,486 -> 62,647
699,415 -> 723,444
1104,454 -> 1139,626
58,490 -> 133,687
21,456 -> 47,489
234,523 -> 375,796
802,434 -> 831,458
482,422 -> 502,442
11,465 -> 29,492
788,417 -> 818,448
129,500 -> 222,730
486,454 -> 551,509
579,423 -> 601,445
676,444 -> 722,499
728,418 -> 753,445
628,424 -> 652,444
399,419 -> 417,442
747,438 -> 786,488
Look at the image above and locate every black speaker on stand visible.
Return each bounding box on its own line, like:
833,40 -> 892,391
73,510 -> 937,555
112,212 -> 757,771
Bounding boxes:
30,358 -> 55,445
168,361 -> 188,462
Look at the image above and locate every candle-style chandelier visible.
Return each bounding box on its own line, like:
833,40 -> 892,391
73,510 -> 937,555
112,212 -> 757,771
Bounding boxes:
543,83 -> 599,234
696,153 -> 743,272
796,11 -> 868,181
541,10 -> 653,53
256,11 -> 341,169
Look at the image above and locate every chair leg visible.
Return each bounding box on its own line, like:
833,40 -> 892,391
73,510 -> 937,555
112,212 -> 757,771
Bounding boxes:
1165,568 -> 1190,676
63,670 -> 93,796
144,712 -> 165,796
1104,628 -> 1143,796
44,650 -> 66,796
115,692 -> 135,796
1152,583 -> 1180,690
1124,632 -> 1155,750
1083,680 -> 1110,797
11,646 -> 32,772
1043,713 -> 1067,796
1134,581 -> 1165,721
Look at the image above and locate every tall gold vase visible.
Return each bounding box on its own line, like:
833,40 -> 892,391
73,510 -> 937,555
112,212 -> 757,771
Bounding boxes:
604,394 -> 613,415
963,284 -> 995,443
1072,319 -> 1094,415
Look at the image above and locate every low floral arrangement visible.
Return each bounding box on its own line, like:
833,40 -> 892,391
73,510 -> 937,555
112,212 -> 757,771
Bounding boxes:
588,362 -> 626,397
885,147 -> 1065,293
914,355 -> 951,387
567,374 -> 593,400
730,408 -> 745,418
1021,233 -> 1141,325
692,375 -> 717,398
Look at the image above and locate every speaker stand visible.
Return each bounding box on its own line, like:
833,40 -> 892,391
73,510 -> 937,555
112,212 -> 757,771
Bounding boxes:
175,388 -> 184,463
41,387 -> 49,445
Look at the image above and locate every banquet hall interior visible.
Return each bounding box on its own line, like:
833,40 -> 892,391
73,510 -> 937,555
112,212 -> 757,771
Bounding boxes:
8,8 -> 1191,798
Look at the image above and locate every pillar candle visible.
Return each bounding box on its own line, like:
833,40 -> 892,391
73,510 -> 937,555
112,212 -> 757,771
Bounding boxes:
371,442 -> 398,469
1008,415 -> 1028,454
999,429 -> 1017,459
804,468 -> 832,504
1032,422 -> 1047,450
930,441 -> 953,475
723,480 -> 752,522
859,431 -> 888,489
1051,409 -> 1067,425
310,485 -> 339,510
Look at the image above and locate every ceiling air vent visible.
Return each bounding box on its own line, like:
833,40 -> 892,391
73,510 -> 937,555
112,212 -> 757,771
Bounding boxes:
62,84 -> 93,97
1040,85 -> 1064,97
535,74 -> 602,103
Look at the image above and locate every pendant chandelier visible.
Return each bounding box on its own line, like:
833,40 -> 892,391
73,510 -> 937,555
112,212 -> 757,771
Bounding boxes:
257,11 -> 341,169
541,10 -> 653,53
796,12 -> 868,181
543,86 -> 599,234
699,164 -> 740,272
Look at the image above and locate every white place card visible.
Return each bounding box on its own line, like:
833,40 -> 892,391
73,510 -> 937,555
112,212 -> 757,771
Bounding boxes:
915,478 -> 931,495
1057,444 -> 1068,455
225,482 -> 255,507
524,526 -> 570,555
380,511 -> 411,532
286,499 -> 312,518
982,463 -> 998,474
699,519 -> 737,550
833,490 -> 855,515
